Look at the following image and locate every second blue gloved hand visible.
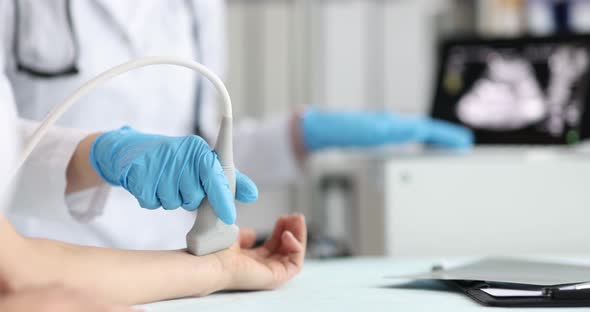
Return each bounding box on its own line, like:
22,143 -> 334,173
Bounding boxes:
89,126 -> 258,225
301,109 -> 474,152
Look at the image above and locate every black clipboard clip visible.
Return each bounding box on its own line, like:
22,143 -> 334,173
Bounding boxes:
544,284 -> 590,301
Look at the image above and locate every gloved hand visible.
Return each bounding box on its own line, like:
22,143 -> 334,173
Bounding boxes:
89,126 -> 258,225
300,109 -> 474,152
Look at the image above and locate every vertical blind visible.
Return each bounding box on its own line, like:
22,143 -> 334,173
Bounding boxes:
226,0 -> 443,118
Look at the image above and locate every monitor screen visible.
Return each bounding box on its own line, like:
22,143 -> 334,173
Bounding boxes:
431,35 -> 590,145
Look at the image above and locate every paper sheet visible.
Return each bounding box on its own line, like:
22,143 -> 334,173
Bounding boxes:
481,288 -> 544,297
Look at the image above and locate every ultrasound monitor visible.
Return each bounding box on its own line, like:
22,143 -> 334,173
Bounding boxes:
431,34 -> 590,145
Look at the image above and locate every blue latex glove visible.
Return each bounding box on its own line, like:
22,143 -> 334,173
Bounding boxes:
301,110 -> 474,152
89,126 -> 258,225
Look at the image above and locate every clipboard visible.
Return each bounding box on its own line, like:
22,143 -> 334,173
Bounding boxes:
390,258 -> 590,307
446,280 -> 590,307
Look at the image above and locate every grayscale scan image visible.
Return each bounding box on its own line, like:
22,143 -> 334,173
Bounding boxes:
432,36 -> 590,145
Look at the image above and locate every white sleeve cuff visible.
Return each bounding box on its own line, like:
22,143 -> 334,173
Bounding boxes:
65,183 -> 111,223
233,113 -> 301,187
10,119 -> 110,223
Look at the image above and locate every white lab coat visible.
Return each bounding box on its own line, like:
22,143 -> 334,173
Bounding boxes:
1,0 -> 300,249
0,84 -> 18,214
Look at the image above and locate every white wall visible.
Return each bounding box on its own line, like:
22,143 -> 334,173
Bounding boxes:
227,0 -> 446,115
226,0 -> 447,235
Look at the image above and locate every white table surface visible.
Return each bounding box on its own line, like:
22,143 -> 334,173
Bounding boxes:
140,257 -> 589,312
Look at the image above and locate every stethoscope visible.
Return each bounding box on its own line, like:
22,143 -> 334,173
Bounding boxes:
13,0 -> 79,77
13,0 -> 207,134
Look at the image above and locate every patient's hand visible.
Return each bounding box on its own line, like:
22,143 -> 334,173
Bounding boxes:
217,214 -> 307,291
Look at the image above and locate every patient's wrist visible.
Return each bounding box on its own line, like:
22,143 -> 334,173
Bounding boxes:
183,250 -> 233,295
209,250 -> 236,291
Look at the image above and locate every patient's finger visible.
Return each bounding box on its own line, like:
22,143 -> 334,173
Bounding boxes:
281,231 -> 303,254
280,231 -> 305,274
284,214 -> 306,247
264,216 -> 288,252
239,228 -> 257,248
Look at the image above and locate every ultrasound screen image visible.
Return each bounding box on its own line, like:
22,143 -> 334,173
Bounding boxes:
431,35 -> 590,145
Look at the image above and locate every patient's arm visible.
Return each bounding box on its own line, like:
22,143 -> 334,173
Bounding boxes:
0,286 -> 135,312
0,214 -> 307,305
0,216 -> 226,304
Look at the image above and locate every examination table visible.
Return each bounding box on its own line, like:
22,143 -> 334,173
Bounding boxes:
140,257 -> 589,311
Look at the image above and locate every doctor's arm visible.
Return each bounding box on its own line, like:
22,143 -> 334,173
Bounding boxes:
65,132 -> 102,194
65,127 -> 259,224
292,109 -> 474,158
0,214 -> 306,305
228,109 -> 474,186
